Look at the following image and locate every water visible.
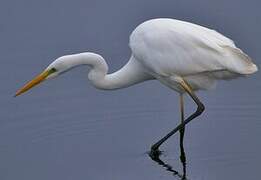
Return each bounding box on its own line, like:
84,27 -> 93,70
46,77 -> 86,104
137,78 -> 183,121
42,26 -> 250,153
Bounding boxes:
1,0 -> 261,179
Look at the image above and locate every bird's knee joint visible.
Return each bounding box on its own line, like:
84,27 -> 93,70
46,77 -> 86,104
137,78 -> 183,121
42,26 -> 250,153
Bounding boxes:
172,76 -> 183,83
197,103 -> 205,113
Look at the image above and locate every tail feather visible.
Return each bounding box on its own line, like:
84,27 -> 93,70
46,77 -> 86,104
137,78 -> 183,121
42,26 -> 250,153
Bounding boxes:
222,45 -> 258,74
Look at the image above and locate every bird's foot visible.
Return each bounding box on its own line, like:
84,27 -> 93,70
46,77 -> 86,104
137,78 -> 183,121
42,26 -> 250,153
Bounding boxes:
149,147 -> 162,160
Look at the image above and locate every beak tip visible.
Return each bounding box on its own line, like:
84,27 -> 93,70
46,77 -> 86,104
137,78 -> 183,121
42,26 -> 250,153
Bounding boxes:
14,91 -> 20,97
14,89 -> 24,97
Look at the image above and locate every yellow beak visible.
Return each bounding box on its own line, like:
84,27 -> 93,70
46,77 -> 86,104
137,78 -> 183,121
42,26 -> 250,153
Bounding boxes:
15,70 -> 51,97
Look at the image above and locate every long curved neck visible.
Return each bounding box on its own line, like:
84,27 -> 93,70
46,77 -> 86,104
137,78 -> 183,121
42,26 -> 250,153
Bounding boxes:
63,53 -> 152,90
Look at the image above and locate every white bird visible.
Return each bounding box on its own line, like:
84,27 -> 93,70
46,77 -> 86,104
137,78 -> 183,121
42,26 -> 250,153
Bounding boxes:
15,18 -> 258,157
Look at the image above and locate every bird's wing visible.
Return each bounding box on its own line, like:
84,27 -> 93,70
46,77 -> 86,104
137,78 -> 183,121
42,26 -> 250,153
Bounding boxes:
130,19 -> 257,77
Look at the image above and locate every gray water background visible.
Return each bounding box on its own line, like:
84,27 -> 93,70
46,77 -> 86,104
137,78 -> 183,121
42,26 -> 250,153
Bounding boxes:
0,0 -> 260,179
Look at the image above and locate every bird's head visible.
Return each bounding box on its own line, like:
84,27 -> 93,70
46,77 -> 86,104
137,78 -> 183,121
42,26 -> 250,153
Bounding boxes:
15,52 -> 108,96
15,56 -> 72,97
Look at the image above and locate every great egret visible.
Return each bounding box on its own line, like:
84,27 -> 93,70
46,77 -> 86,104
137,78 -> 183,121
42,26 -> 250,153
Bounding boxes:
15,18 -> 258,157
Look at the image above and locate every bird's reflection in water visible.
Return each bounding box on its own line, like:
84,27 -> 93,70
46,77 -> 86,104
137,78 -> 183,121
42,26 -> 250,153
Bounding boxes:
148,140 -> 187,180
148,127 -> 187,180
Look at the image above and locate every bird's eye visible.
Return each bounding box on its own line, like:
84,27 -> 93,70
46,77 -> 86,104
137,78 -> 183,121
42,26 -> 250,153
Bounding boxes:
50,68 -> 57,73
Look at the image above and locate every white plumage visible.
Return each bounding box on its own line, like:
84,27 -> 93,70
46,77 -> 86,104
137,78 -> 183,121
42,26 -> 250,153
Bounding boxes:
15,18 -> 258,96
129,18 -> 258,91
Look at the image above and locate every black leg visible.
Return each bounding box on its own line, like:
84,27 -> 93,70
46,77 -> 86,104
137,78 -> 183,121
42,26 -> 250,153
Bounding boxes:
150,78 -> 205,155
179,94 -> 187,179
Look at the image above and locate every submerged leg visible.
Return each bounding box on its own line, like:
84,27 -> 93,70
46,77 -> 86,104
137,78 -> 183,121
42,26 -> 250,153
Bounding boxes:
150,78 -> 205,156
179,93 -> 187,179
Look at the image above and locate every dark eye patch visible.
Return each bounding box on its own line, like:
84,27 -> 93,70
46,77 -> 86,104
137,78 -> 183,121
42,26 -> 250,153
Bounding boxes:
50,68 -> 57,73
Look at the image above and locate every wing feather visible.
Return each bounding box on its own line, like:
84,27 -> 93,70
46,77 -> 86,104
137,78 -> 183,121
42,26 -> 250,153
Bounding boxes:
130,18 -> 257,78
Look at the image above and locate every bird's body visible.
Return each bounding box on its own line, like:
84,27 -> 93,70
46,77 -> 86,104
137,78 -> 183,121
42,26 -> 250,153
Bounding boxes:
16,18 -> 258,95
15,18 -> 258,165
129,18 -> 257,92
